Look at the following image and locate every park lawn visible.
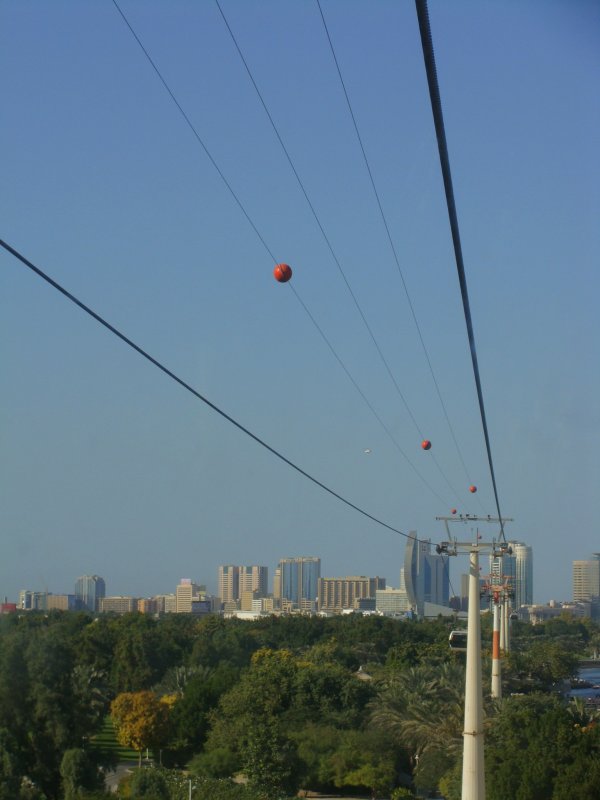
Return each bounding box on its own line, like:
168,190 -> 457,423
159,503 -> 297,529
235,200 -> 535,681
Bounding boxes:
90,715 -> 140,762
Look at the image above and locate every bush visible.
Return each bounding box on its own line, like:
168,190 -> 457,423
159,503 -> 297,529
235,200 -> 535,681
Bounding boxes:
129,767 -> 169,800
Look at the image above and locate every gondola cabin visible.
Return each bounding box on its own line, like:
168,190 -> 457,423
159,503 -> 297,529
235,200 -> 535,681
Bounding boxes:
449,630 -> 468,652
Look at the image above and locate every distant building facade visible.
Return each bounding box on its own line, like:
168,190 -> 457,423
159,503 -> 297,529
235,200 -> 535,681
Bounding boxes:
404,533 -> 449,615
19,590 -> 48,611
176,579 -> 205,613
99,596 -> 138,614
218,565 -> 268,605
317,576 -> 385,613
74,575 -> 106,612
572,555 -> 600,620
376,587 -> 412,616
489,541 -> 533,609
277,557 -> 321,611
46,594 -> 77,611
573,555 -> 600,603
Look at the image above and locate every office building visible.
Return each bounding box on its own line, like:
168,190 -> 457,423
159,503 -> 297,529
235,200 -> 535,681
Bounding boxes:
176,579 -> 205,613
137,598 -> 158,615
218,565 -> 268,604
99,596 -> 138,614
18,590 -> 48,611
46,594 -> 77,611
573,554 -> 600,603
74,575 -> 106,612
318,576 -> 385,613
218,566 -> 240,604
376,587 -> 412,616
404,533 -> 449,615
277,557 -> 321,611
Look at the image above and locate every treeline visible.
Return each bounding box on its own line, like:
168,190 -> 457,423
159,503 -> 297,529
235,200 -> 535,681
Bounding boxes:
0,610 -> 598,799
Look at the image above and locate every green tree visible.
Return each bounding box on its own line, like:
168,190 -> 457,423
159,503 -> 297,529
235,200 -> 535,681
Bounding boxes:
60,749 -> 101,800
166,664 -> 238,764
507,639 -> 579,691
329,729 -> 398,799
485,693 -> 598,800
128,767 -> 169,800
371,662 -> 465,794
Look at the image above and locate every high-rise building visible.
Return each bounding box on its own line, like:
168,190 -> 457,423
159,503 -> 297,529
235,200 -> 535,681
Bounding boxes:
573,555 -> 600,602
219,564 -> 269,603
317,576 -> 385,613
404,533 -> 449,615
74,575 -> 106,612
278,557 -> 321,611
239,565 -> 268,597
489,541 -> 533,609
218,566 -> 240,604
218,565 -> 268,604
176,579 -> 205,613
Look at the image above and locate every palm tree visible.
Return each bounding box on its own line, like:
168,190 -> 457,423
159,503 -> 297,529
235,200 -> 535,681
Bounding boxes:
371,662 -> 465,788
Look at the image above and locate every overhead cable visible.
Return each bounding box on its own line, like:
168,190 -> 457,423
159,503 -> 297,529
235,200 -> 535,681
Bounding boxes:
214,0 -> 463,507
316,0 -> 476,503
414,0 -> 506,540
1,236 -> 420,542
109,0 -> 451,505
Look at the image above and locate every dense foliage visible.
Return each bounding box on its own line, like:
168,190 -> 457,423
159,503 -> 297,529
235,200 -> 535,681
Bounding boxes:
0,609 -> 598,799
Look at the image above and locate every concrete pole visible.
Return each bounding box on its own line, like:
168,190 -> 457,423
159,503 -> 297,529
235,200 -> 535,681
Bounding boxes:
504,597 -> 510,654
491,600 -> 501,700
499,596 -> 506,654
462,547 -> 486,800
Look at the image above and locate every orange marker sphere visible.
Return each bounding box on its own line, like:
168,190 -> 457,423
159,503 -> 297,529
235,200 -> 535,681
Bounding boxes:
451,508 -> 457,515
274,263 -> 292,283
469,485 -> 477,494
421,439 -> 431,451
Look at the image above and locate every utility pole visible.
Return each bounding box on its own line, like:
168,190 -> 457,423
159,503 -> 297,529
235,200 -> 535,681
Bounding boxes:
491,590 -> 501,700
436,514 -> 513,800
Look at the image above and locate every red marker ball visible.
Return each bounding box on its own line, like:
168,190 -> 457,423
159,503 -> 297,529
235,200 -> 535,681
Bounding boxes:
274,263 -> 292,283
451,508 -> 457,515
421,439 -> 431,451
469,485 -> 477,494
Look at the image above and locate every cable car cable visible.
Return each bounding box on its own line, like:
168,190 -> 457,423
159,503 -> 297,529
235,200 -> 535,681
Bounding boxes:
214,0 -> 461,505
215,1 -> 419,438
108,0 -> 453,506
1,236 -> 432,545
288,283 -> 447,505
414,0 -> 506,540
316,0 -> 476,503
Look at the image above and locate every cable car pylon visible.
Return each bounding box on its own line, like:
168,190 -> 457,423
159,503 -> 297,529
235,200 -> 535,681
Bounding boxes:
436,514 -> 513,800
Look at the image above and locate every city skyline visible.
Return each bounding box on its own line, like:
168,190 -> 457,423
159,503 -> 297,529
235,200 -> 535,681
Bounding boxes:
10,537 -> 595,611
2,2 -> 598,608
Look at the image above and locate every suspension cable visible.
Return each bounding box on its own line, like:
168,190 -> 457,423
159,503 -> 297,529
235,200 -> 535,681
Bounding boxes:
414,0 -> 506,540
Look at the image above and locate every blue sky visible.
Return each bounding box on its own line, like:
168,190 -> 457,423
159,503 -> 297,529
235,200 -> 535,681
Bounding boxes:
2,0 -> 598,605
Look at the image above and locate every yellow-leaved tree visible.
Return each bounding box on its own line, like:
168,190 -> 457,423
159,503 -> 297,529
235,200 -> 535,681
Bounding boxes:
110,690 -> 171,766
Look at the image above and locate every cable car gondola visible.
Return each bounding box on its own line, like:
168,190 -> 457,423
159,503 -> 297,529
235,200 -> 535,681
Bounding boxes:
449,630 -> 468,652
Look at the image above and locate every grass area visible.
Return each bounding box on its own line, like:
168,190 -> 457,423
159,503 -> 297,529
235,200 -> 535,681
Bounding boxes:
90,716 -> 140,762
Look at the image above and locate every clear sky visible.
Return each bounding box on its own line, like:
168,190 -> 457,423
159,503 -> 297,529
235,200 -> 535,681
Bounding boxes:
2,1 -> 598,605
